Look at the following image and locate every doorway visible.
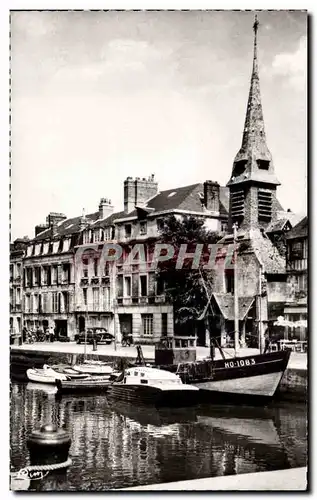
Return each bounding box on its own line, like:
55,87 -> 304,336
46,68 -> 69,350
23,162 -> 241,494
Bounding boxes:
119,314 -> 133,336
78,316 -> 85,333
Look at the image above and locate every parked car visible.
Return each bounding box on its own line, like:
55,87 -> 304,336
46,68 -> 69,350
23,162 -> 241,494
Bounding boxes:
75,327 -> 114,345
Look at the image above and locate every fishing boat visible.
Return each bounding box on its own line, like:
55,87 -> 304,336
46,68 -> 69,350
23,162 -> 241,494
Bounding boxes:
107,366 -> 200,407
26,365 -> 68,384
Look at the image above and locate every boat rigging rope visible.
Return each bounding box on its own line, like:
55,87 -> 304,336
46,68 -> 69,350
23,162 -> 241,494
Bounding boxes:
10,458 -> 72,481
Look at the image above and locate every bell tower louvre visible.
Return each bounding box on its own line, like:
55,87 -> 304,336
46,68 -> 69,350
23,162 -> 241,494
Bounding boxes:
227,16 -> 281,232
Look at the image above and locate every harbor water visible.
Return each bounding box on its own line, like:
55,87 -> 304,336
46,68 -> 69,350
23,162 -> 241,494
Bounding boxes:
10,382 -> 307,491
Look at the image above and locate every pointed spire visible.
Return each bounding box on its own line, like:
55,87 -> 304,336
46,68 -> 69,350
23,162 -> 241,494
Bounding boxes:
237,14 -> 271,162
228,14 -> 280,187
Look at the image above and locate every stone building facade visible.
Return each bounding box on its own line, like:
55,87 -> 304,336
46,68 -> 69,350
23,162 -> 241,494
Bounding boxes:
10,238 -> 28,338
75,176 -> 230,344
284,217 -> 308,340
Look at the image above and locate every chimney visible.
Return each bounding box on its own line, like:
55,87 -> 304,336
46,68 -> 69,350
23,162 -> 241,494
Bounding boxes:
203,181 -> 220,213
99,198 -> 114,219
124,174 -> 158,213
46,212 -> 67,227
35,224 -> 48,237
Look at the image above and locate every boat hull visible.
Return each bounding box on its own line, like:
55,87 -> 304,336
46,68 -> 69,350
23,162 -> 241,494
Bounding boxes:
56,376 -> 111,394
26,369 -> 67,385
107,384 -> 200,407
191,350 -> 291,404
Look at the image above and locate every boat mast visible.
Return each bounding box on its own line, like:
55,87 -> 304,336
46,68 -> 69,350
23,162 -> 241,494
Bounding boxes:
233,223 -> 239,356
84,301 -> 88,361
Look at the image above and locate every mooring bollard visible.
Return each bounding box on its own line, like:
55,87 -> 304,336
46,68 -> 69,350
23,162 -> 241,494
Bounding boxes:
27,423 -> 71,466
26,423 -> 71,491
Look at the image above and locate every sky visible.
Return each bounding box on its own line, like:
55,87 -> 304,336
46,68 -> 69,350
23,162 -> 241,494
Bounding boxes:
10,10 -> 307,240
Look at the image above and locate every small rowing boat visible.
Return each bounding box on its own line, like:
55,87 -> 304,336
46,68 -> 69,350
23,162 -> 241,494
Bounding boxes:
56,374 -> 113,394
26,365 -> 68,384
72,361 -> 114,376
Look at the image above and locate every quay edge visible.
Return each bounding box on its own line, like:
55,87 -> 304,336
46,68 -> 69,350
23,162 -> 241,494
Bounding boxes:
10,346 -> 307,402
117,467 -> 307,491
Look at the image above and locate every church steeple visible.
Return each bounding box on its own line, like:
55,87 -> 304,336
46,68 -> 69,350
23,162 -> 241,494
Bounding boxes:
228,15 -> 281,231
228,15 -> 280,188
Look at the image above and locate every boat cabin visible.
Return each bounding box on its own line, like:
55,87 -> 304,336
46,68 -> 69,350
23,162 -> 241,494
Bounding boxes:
122,366 -> 183,386
155,336 -> 197,366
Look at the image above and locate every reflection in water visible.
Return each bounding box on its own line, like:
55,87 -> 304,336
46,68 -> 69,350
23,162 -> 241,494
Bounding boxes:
10,383 -> 307,491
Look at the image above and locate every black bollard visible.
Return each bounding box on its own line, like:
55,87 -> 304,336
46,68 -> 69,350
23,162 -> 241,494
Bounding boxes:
27,423 -> 71,467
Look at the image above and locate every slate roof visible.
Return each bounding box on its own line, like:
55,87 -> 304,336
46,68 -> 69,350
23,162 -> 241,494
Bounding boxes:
286,216 -> 308,240
33,212 -> 100,241
212,294 -> 255,321
248,228 -> 286,274
266,218 -> 291,233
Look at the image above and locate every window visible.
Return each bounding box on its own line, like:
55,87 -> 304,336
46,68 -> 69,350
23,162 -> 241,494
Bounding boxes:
16,288 -> 21,304
102,287 -> 110,309
42,293 -> 48,313
142,314 -> 153,336
161,313 -> 168,336
52,266 -> 58,284
25,295 -> 30,313
94,258 -> 99,277
231,190 -> 245,220
63,264 -> 70,283
16,263 -> 21,278
52,292 -> 58,313
124,276 -> 132,297
105,262 -> 110,276
125,224 -> 132,238
257,160 -> 270,170
221,221 -> 228,233
140,221 -> 147,235
140,275 -> 147,297
83,259 -> 89,277
290,241 -> 303,260
83,231 -> 90,244
156,276 -> 165,295
258,190 -> 272,221
62,292 -> 69,313
93,288 -> 99,310
83,288 -> 87,306
225,270 -> 234,294
42,267 -> 48,285
10,264 -> 13,281
156,218 -> 164,232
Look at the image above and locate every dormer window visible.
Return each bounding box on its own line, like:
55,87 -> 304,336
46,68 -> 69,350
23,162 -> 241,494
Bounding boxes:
140,221 -> 147,235
233,160 -> 247,177
257,160 -> 270,170
125,224 -> 132,238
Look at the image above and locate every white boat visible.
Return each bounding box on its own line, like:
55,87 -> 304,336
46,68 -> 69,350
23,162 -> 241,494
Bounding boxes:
26,364 -> 68,384
72,362 -> 114,376
107,366 -> 200,407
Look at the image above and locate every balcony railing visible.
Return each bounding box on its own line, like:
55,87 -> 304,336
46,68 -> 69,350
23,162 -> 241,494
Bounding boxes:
115,295 -> 166,306
76,302 -> 113,313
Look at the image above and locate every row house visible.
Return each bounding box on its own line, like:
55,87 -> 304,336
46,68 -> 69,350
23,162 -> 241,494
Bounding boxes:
76,175 -> 230,344
284,216 -> 308,340
22,211 -> 100,338
10,237 -> 28,337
